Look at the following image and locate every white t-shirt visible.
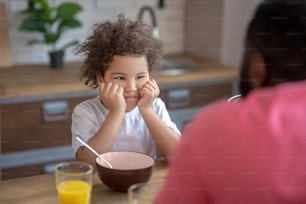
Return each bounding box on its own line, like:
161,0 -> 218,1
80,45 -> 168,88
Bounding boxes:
71,96 -> 180,158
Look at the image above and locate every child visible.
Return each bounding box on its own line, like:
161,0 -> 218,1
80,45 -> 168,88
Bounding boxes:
71,15 -> 181,165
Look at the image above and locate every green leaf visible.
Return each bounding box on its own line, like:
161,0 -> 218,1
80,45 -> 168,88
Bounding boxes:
58,18 -> 82,32
20,5 -> 53,23
19,17 -> 47,33
44,33 -> 60,44
57,3 -> 82,18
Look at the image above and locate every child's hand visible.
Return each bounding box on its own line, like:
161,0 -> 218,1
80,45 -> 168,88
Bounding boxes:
138,79 -> 160,109
99,82 -> 126,112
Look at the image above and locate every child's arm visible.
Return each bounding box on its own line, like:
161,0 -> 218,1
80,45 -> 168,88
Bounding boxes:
77,83 -> 126,165
138,79 -> 180,161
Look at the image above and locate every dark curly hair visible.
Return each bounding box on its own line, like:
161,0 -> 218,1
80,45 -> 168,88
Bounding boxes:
75,14 -> 164,88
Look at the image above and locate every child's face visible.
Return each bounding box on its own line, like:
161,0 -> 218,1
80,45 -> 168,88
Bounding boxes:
102,55 -> 150,111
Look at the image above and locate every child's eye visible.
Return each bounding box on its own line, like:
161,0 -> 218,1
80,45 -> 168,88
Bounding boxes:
136,75 -> 145,80
114,76 -> 125,80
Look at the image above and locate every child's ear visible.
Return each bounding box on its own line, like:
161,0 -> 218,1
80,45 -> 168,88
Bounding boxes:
96,74 -> 104,84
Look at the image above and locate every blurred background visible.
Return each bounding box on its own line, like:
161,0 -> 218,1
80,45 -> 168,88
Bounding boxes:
1,0 -> 262,68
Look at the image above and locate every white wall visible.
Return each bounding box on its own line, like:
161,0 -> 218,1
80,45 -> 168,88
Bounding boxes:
2,0 -> 186,65
185,0 -> 263,68
221,0 -> 262,67
184,0 -> 224,62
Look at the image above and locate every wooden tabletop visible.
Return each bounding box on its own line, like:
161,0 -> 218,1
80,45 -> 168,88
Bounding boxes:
0,159 -> 168,204
0,54 -> 238,99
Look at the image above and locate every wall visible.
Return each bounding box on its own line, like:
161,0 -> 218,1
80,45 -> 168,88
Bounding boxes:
185,0 -> 224,63
221,0 -> 262,67
185,0 -> 262,68
1,0 -> 186,66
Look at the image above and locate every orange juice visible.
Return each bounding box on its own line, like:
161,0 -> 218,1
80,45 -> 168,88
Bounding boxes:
57,180 -> 91,204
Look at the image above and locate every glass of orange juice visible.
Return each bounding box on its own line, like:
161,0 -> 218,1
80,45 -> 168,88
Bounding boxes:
55,161 -> 93,204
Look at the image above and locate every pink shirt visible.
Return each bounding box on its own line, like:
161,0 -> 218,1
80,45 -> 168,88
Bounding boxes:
154,81 -> 306,204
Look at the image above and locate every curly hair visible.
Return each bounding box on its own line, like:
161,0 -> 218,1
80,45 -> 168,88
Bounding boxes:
75,14 -> 164,88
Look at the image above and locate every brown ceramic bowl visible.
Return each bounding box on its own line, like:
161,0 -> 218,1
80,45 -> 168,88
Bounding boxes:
95,151 -> 155,192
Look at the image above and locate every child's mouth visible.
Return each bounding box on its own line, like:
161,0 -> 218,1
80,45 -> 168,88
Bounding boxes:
124,96 -> 139,101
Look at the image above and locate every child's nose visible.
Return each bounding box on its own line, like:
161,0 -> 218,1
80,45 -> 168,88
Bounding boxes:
125,80 -> 137,91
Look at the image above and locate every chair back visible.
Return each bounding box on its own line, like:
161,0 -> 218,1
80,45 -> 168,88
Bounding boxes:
227,94 -> 242,103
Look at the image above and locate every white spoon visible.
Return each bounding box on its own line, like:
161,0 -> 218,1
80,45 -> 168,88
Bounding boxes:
76,135 -> 113,169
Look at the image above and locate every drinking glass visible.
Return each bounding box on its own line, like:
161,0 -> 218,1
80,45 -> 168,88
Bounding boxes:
55,161 -> 93,204
128,181 -> 163,204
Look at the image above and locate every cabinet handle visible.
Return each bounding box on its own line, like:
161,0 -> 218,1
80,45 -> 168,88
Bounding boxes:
167,89 -> 190,108
42,101 -> 69,122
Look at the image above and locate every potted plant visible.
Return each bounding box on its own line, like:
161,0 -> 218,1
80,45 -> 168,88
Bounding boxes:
18,0 -> 83,68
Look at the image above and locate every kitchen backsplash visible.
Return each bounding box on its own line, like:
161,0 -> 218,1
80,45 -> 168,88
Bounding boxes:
2,0 -> 185,66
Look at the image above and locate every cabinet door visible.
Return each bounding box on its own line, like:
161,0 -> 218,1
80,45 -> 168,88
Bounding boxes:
160,81 -> 233,110
0,96 -> 90,153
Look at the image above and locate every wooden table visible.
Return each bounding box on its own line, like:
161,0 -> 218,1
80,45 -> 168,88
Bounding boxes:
0,159 -> 168,204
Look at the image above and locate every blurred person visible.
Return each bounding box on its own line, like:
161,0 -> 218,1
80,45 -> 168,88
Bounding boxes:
71,15 -> 180,166
154,0 -> 306,203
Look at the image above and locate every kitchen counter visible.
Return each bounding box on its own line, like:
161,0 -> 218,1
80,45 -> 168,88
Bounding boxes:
0,159 -> 167,204
0,54 -> 238,99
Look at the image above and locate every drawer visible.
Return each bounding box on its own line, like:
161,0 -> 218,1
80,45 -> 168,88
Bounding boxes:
0,96 -> 90,153
1,159 -> 74,180
160,82 -> 233,110
1,163 -> 46,180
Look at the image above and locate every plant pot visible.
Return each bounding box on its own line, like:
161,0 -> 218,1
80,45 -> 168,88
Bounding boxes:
49,51 -> 64,68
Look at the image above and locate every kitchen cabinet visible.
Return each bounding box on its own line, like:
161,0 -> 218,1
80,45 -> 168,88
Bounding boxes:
0,92 -> 97,180
160,81 -> 233,110
160,79 -> 236,130
1,95 -> 92,153
1,159 -> 75,180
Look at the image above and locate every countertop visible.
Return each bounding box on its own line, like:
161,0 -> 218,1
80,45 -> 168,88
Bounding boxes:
0,54 -> 238,99
0,159 -> 168,204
